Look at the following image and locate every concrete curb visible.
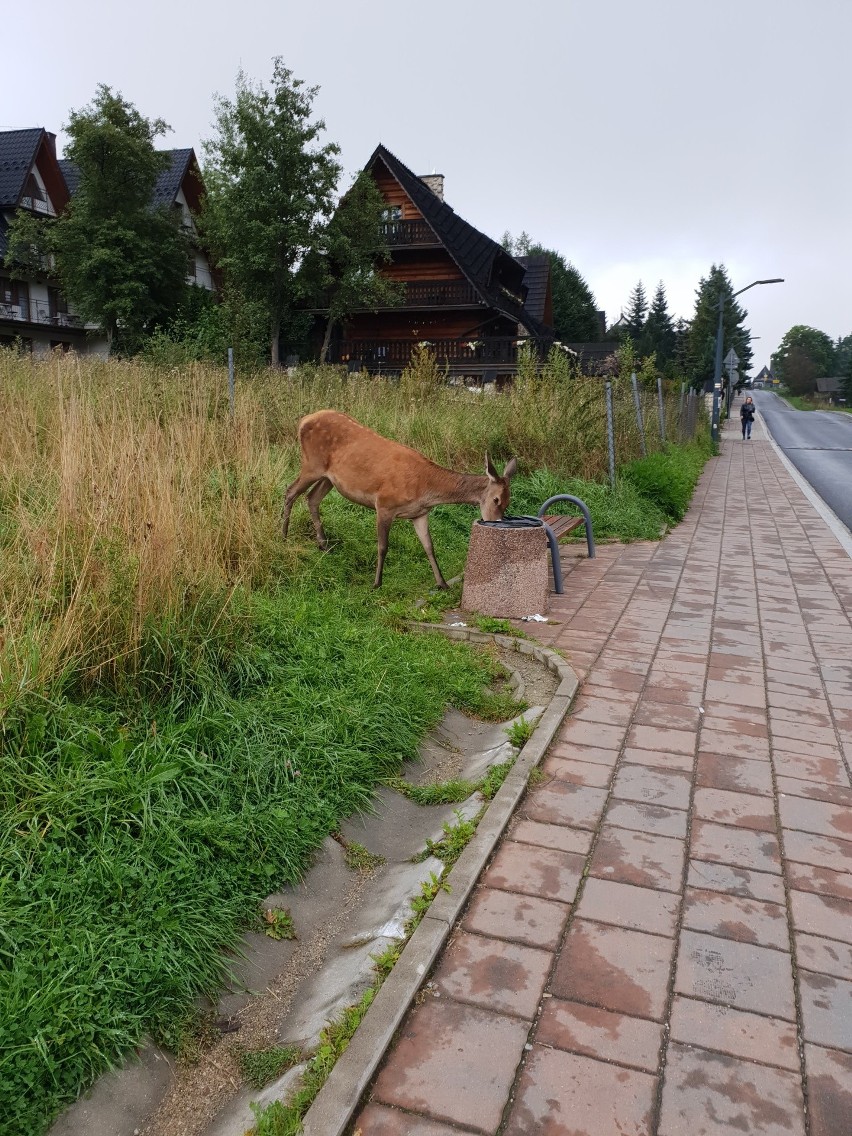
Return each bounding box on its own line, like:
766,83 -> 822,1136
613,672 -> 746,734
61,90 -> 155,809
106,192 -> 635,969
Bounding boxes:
301,625 -> 578,1136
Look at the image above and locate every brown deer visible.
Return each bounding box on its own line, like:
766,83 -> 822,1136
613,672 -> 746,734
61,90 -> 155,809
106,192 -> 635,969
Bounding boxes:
282,410 -> 517,588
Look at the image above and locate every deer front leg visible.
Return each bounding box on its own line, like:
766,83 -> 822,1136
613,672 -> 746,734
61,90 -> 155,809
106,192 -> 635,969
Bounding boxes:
411,513 -> 448,589
306,478 -> 333,549
374,509 -> 395,589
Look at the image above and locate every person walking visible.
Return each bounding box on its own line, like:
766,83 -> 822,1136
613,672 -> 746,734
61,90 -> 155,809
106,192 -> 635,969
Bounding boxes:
741,395 -> 756,440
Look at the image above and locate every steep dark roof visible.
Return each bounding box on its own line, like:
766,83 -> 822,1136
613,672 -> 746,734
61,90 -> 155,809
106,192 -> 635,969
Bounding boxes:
59,148 -> 195,206
516,255 -> 550,324
57,158 -> 80,196
816,375 -> 843,394
0,213 -> 9,260
368,145 -> 547,336
0,128 -> 44,206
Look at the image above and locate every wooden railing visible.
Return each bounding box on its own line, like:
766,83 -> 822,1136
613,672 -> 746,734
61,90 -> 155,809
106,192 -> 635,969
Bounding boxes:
330,336 -> 552,369
379,219 -> 439,246
402,280 -> 480,307
0,298 -> 83,328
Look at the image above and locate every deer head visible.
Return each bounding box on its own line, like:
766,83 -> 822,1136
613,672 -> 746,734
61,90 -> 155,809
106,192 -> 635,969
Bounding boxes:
480,454 -> 518,520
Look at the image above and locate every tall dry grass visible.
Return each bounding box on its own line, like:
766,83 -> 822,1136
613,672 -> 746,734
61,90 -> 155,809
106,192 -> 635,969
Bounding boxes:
0,348 -> 675,708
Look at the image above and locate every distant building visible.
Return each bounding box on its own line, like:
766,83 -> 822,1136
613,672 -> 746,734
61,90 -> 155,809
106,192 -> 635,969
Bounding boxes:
815,376 -> 845,405
752,365 -> 779,389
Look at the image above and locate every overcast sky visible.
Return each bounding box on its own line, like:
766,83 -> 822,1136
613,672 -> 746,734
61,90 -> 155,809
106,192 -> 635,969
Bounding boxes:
10,0 -> 850,368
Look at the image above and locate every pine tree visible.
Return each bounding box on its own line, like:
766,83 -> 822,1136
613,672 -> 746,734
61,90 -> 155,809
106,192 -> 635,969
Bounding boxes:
643,281 -> 676,365
686,265 -> 753,389
624,281 -> 648,342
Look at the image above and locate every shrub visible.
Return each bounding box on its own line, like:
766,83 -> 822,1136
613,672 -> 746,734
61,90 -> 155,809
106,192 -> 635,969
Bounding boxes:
621,438 -> 712,523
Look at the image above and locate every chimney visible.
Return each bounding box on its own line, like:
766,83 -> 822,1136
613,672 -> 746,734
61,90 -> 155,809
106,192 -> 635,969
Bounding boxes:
419,173 -> 444,201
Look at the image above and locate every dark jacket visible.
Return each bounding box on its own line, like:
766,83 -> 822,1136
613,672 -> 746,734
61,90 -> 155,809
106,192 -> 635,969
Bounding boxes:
741,401 -> 756,421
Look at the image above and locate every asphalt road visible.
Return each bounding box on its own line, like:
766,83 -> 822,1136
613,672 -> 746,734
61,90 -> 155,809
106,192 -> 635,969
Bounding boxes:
751,390 -> 852,531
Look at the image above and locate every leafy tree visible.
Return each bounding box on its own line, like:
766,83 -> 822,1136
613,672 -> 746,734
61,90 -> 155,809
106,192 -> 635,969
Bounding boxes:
624,281 -> 649,342
842,349 -> 852,404
781,346 -> 820,396
642,281 -> 676,365
772,325 -> 836,384
202,60 -> 341,365
3,209 -> 54,276
833,334 -> 852,377
686,265 -> 753,389
302,171 -> 402,363
51,86 -> 189,350
504,235 -> 599,341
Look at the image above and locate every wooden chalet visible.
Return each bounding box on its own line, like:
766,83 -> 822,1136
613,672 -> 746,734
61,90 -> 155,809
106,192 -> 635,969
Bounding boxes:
323,145 -> 554,379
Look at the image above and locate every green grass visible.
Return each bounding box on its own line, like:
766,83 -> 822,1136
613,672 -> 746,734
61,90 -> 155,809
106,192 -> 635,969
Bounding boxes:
238,1046 -> 303,1090
621,437 -> 714,523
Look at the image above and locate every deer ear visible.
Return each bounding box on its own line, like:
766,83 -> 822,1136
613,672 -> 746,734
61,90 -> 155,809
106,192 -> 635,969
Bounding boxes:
503,457 -> 518,480
485,453 -> 499,480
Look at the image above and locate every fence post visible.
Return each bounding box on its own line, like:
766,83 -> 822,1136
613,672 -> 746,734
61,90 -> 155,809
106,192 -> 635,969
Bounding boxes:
228,347 -> 235,419
605,380 -> 616,489
678,381 -> 686,439
657,377 -> 666,443
630,372 -> 647,456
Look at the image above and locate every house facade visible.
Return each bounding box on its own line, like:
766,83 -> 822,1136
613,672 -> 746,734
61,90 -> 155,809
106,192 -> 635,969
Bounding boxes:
1,130 -> 214,356
0,129 -> 105,355
321,145 -> 554,379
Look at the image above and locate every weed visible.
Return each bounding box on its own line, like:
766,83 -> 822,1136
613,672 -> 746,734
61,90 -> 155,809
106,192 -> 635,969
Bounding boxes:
473,616 -> 512,635
425,812 -> 478,867
386,776 -> 478,805
343,841 -> 386,873
506,717 -> 535,747
238,1045 -> 303,1090
261,908 -> 297,941
479,759 -> 515,800
154,1010 -> 219,1065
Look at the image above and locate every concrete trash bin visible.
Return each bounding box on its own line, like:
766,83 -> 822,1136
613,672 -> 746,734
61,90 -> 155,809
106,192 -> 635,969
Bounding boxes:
461,518 -> 550,618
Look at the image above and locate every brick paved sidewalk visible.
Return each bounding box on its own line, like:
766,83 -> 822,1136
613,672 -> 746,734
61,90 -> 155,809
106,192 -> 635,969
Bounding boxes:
353,413 -> 852,1136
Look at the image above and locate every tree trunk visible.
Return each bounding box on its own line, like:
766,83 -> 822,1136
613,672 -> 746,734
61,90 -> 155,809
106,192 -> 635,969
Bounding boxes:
319,315 -> 336,364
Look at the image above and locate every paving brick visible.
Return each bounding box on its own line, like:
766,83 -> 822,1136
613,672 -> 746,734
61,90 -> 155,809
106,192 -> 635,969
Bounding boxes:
508,819 -> 592,856
540,755 -> 612,787
431,930 -> 551,1020
605,799 -> 688,839
571,696 -> 635,726
701,713 -> 769,739
776,776 -> 852,806
522,780 -> 608,830
784,830 -> 852,875
687,858 -> 786,903
675,930 -> 796,1020
354,1103 -> 479,1135
790,890 -> 852,943
642,683 -> 704,706
806,1044 -> 852,1136
669,996 -> 799,1071
547,742 -> 620,767
612,763 -> 692,809
535,998 -> 662,1073
557,718 -> 627,749
626,723 -> 697,755
576,877 -> 679,936
693,786 -> 776,831
371,999 -> 528,1131
632,700 -> 702,730
683,887 -> 789,949
800,971 -> 852,1051
690,819 -> 782,874
658,1042 -> 805,1136
771,750 -> 849,784
699,729 -> 771,759
618,745 -> 694,772
482,840 -> 584,902
780,795 -> 852,841
590,825 -> 686,892
706,679 -> 766,707
502,1044 -> 656,1136
462,887 -> 569,951
796,933 -> 852,981
550,918 -> 674,1021
696,752 -> 774,796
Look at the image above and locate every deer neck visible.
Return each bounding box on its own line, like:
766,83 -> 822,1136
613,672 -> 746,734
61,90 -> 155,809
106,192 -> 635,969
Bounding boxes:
426,469 -> 490,507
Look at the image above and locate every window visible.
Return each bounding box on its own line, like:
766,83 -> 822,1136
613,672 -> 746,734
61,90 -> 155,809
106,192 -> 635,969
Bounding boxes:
381,206 -> 402,222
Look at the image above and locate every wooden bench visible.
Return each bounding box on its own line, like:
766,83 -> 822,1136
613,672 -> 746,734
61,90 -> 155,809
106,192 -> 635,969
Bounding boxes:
539,514 -> 586,541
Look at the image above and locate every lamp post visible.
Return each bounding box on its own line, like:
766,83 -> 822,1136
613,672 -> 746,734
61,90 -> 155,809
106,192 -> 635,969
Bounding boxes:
711,278 -> 784,444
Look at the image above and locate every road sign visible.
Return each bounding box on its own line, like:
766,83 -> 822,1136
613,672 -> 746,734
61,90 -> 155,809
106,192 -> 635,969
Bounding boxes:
724,348 -> 740,370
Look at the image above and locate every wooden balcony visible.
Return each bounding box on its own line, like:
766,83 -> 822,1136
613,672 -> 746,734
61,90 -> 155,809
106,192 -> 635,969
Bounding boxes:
330,336 -> 552,374
401,280 -> 480,307
379,219 -> 440,247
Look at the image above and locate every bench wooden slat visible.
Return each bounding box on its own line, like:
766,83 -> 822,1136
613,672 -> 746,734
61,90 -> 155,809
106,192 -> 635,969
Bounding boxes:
541,514 -> 585,540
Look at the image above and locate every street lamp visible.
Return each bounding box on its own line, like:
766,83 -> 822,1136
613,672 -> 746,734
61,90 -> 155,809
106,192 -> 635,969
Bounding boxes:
711,278 -> 784,444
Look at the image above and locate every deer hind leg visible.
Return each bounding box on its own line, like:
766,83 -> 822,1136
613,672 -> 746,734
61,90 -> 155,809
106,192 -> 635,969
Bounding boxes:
411,513 -> 448,589
282,473 -> 321,541
305,478 -> 334,549
374,509 -> 395,589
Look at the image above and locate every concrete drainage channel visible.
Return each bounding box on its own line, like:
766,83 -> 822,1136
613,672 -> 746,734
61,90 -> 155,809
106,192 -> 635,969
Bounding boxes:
300,625 -> 578,1136
48,626 -> 578,1136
